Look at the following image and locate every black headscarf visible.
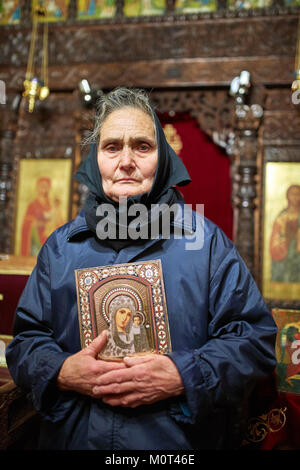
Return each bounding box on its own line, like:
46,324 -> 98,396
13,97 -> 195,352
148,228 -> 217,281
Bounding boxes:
74,108 -> 191,250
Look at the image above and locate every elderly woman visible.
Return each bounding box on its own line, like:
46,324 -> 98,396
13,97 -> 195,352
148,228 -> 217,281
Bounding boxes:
6,87 -> 277,450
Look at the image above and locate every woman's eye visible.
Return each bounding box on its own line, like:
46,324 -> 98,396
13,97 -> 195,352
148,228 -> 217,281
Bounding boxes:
138,144 -> 150,152
107,145 -> 118,152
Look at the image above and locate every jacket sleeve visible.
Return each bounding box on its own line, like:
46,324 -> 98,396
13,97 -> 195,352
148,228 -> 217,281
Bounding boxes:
168,232 -> 278,424
5,245 -> 76,422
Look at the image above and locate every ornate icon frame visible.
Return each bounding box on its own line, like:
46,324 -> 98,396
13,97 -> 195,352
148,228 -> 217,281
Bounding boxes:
75,259 -> 172,361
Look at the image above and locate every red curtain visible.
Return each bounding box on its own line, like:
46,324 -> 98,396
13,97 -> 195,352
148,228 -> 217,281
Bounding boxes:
0,274 -> 29,335
159,112 -> 233,240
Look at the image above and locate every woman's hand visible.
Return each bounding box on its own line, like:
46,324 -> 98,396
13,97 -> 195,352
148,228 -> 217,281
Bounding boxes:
92,353 -> 185,407
56,331 -> 126,397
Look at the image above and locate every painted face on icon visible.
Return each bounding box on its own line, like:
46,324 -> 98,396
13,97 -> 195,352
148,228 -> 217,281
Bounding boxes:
133,315 -> 142,326
287,185 -> 300,210
115,307 -> 133,333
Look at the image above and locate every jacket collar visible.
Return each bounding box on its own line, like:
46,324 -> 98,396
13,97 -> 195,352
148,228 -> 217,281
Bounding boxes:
66,210 -> 90,241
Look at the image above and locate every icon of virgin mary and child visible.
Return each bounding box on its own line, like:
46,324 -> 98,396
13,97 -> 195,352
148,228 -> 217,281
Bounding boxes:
102,294 -> 150,359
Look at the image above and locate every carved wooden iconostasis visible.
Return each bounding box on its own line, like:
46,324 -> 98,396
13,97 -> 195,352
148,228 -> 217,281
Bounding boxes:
0,0 -> 300,450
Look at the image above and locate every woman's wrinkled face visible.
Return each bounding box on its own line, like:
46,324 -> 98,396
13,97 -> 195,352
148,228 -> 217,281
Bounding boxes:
97,107 -> 158,202
115,307 -> 132,332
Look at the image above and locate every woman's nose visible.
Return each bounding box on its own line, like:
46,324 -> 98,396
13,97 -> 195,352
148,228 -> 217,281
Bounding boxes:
119,146 -> 136,169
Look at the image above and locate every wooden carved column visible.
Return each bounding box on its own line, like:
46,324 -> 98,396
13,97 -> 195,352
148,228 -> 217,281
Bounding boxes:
0,130 -> 14,254
0,95 -> 21,254
232,104 -> 263,278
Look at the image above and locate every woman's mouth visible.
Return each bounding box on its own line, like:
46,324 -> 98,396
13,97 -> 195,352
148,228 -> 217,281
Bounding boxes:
116,178 -> 138,183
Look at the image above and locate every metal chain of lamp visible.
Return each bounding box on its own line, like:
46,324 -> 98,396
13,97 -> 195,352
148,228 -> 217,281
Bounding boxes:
23,2 -> 50,113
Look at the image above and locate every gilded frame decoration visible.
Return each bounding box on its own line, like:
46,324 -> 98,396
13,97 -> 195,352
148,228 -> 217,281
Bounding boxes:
0,0 -> 20,25
14,158 -> 73,257
75,259 -> 172,361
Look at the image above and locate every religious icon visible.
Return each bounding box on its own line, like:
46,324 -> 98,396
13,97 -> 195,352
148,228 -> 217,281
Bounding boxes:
124,0 -> 165,17
175,0 -> 217,13
269,184 -> 300,283
163,124 -> 183,156
272,309 -> 300,394
20,176 -> 65,256
262,162 -> 300,301
227,0 -> 272,9
77,0 -> 116,19
0,0 -> 20,24
75,259 -> 172,360
14,159 -> 72,256
103,295 -> 151,357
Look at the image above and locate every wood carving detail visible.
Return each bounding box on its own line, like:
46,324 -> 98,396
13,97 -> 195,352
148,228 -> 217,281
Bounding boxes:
151,89 -> 234,139
0,93 -> 20,254
264,146 -> 300,162
263,112 -> 300,142
0,56 -> 295,93
0,16 -> 297,68
265,89 -> 299,112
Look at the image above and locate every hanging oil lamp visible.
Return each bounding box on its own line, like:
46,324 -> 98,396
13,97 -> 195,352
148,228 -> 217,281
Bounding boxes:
23,2 -> 50,113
